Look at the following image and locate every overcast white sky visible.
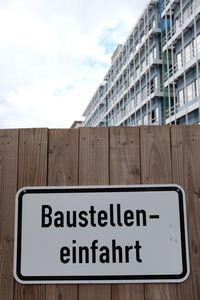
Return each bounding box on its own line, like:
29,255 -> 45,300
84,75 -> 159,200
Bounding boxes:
0,0 -> 147,128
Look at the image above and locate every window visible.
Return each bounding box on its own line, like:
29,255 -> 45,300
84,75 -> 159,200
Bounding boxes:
130,88 -> 134,99
141,59 -> 146,72
175,15 -> 181,31
143,114 -> 148,125
129,100 -> 134,111
196,79 -> 199,96
178,89 -> 184,106
196,34 -> 200,54
153,46 -> 157,59
183,2 -> 193,22
136,91 -> 141,102
176,51 -> 182,70
134,97 -> 138,107
135,92 -> 140,106
135,66 -> 139,77
149,79 -> 154,93
141,86 -> 147,100
187,82 -> 194,101
151,107 -> 159,123
149,46 -> 156,64
191,39 -> 196,56
149,51 -> 153,64
187,81 -> 197,102
154,76 -> 158,91
184,42 -> 192,64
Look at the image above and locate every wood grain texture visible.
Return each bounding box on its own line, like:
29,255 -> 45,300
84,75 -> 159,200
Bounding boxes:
78,127 -> 110,300
46,285 -> 77,300
48,129 -> 79,186
140,126 -> 177,300
79,285 -> 110,300
140,126 -> 172,184
0,130 -> 18,300
111,284 -> 145,300
46,129 -> 79,300
109,127 -> 144,300
171,125 -> 200,300
17,128 -> 48,188
14,128 -> 48,300
79,127 -> 109,186
109,127 -> 140,185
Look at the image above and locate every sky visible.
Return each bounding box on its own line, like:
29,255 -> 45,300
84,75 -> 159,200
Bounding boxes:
0,0 -> 147,129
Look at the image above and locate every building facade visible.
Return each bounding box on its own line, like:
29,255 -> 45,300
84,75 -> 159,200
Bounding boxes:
82,0 -> 200,127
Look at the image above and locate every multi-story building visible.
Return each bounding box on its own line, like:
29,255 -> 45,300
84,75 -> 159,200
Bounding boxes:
82,0 -> 200,127
162,0 -> 200,124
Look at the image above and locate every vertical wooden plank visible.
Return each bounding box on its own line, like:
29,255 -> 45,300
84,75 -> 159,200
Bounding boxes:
111,284 -> 144,300
46,285 -> 77,300
109,127 -> 144,300
46,129 -> 78,300
110,127 -> 140,185
140,126 -> 177,300
79,285 -> 110,300
79,127 -> 109,186
78,127 -> 110,300
140,126 -> 172,184
171,125 -> 200,300
14,128 -> 48,300
0,130 -> 18,300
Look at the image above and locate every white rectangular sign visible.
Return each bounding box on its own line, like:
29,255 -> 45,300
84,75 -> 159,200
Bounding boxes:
14,185 -> 189,284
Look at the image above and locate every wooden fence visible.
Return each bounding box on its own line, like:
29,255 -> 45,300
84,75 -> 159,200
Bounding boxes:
0,125 -> 199,300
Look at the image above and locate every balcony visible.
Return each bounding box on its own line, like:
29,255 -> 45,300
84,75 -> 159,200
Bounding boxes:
161,0 -> 179,17
101,27 -> 161,103
164,47 -> 200,87
104,56 -> 162,119
165,97 -> 200,124
162,0 -> 200,50
114,87 -> 163,126
91,108 -> 107,127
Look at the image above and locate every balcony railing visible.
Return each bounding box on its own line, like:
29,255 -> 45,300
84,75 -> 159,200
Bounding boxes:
112,86 -> 163,125
166,102 -> 180,118
162,1 -> 197,46
164,43 -> 200,82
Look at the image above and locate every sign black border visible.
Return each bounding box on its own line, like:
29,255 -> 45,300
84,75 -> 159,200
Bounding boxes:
15,186 -> 188,282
